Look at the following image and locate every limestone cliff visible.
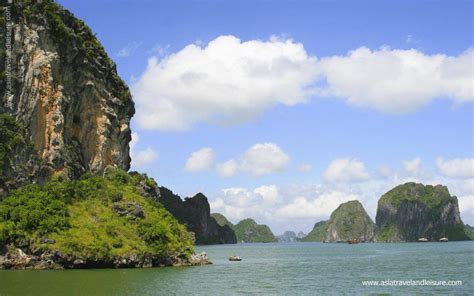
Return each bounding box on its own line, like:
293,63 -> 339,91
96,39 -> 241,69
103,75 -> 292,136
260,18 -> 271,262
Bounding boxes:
158,188 -> 237,245
0,0 -> 134,195
303,200 -> 375,242
375,182 -> 470,242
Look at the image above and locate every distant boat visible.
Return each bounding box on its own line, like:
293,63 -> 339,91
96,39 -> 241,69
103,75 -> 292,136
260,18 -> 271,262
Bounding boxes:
229,256 -> 242,261
417,238 -> 429,242
347,239 -> 359,244
439,237 -> 448,242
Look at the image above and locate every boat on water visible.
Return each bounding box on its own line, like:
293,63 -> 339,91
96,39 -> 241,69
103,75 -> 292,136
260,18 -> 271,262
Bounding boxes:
439,237 -> 448,242
417,238 -> 429,242
229,256 -> 242,261
347,239 -> 359,244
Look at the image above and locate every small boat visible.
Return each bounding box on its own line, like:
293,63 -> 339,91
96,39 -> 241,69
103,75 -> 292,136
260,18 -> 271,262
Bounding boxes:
347,239 -> 359,244
439,237 -> 448,242
229,256 -> 242,261
417,238 -> 429,242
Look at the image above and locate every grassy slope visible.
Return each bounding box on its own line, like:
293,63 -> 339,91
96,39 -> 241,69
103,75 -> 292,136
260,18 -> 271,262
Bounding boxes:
0,170 -> 194,262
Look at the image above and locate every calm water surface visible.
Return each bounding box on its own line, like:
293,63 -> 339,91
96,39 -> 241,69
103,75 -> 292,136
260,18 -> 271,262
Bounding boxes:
0,242 -> 472,295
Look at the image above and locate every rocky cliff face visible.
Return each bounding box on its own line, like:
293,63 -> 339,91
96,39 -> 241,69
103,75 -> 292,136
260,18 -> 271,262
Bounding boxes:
304,200 -> 375,242
158,188 -> 237,244
375,182 -> 470,242
0,1 -> 134,195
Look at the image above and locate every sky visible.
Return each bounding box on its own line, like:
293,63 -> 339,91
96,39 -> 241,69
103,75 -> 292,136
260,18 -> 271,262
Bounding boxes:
58,0 -> 473,234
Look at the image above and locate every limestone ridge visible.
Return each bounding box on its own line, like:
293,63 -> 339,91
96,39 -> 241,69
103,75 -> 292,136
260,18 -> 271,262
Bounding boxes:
304,200 -> 375,242
158,188 -> 237,244
211,214 -> 277,243
0,0 -> 134,195
375,182 -> 470,241
233,218 -> 277,243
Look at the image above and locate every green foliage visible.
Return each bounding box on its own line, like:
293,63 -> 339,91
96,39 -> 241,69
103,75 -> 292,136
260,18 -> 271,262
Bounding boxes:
42,0 -> 74,40
379,182 -> 452,209
0,185 -> 69,243
0,114 -> 23,183
465,225 -> 474,240
211,213 -> 234,228
304,201 -> 375,242
377,224 -> 399,242
233,218 -> 277,243
0,169 -> 194,260
302,220 -> 328,242
439,224 -> 471,241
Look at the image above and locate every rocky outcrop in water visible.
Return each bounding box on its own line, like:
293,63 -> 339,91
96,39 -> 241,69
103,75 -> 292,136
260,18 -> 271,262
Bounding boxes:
0,1 -> 212,270
375,182 -> 470,242
158,188 -> 237,245
0,0 -> 134,196
303,200 -> 375,242
277,231 -> 302,243
233,218 -> 277,243
0,247 -> 210,270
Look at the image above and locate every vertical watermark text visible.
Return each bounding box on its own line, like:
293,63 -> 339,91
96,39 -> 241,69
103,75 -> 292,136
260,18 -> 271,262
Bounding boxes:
3,0 -> 13,104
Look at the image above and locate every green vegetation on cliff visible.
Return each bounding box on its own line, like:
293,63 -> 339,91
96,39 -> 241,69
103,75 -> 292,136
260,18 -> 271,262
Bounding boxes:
0,114 -> 22,183
378,182 -> 452,209
302,220 -> 327,242
465,225 -> 474,240
0,170 -> 194,265
211,213 -> 234,228
376,182 -> 470,241
304,200 -> 375,242
233,218 -> 277,243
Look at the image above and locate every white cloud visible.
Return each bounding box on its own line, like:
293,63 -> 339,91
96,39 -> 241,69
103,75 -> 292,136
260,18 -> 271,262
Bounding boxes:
458,195 -> 474,225
322,158 -> 369,183
254,185 -> 280,203
378,165 -> 393,178
117,41 -> 142,58
317,47 -> 473,113
299,163 -> 313,172
132,35 -> 318,131
132,36 -> 472,131
148,44 -> 170,57
275,191 -> 359,219
129,132 -> 158,168
461,179 -> 474,194
184,147 -> 215,172
402,157 -> 422,175
240,143 -> 290,176
216,159 -> 238,177
210,185 -> 280,222
133,148 -> 158,168
215,143 -> 290,177
436,157 -> 474,179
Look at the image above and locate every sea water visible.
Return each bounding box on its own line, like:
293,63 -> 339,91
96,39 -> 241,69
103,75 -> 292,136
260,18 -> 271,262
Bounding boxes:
0,242 -> 472,295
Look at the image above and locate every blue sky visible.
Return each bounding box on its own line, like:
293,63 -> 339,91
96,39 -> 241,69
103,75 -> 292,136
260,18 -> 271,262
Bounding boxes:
58,0 -> 473,233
